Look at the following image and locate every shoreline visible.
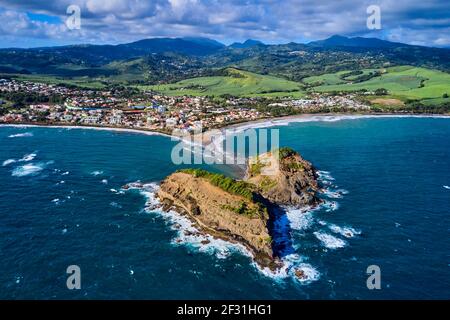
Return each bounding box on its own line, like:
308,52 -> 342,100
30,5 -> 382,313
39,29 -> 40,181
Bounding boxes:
218,112 -> 450,132
2,112 -> 450,138
0,122 -> 176,139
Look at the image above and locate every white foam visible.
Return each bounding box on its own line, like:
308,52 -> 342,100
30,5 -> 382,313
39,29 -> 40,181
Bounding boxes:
285,207 -> 315,231
91,170 -> 103,176
443,185 -> 450,190
8,132 -> 33,138
101,179 -> 108,184
52,198 -> 62,205
314,231 -> 347,249
19,152 -> 37,162
61,171 -> 69,176
322,200 -> 339,212
328,224 -> 361,238
2,159 -> 16,166
12,163 -> 45,177
292,263 -> 321,284
317,170 -> 335,181
321,188 -> 348,199
256,254 -> 320,284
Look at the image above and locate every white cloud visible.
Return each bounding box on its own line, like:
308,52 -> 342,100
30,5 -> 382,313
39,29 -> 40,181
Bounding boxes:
0,0 -> 448,47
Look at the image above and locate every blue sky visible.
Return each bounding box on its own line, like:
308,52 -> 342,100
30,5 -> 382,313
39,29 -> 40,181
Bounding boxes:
0,0 -> 449,48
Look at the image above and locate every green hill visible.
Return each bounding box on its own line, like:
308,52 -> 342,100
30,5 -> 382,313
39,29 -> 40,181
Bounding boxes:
140,68 -> 306,98
303,66 -> 450,103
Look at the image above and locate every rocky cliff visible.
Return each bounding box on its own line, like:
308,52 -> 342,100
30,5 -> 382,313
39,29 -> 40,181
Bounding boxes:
157,170 -> 277,269
246,147 -> 321,207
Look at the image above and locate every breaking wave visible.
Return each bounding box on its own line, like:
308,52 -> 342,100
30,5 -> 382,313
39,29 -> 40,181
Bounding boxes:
328,224 -> 361,238
12,163 -> 44,177
19,152 -> 37,162
322,200 -> 339,212
256,254 -> 320,284
313,231 -> 347,249
11,161 -> 53,177
321,188 -> 348,199
8,132 -> 33,138
2,159 -> 16,166
285,207 -> 315,231
317,170 -> 335,181
2,152 -> 37,167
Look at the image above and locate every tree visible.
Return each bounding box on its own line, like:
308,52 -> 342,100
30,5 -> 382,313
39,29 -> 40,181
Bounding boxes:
375,88 -> 388,95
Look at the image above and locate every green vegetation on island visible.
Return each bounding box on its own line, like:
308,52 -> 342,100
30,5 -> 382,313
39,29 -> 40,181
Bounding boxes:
178,168 -> 257,200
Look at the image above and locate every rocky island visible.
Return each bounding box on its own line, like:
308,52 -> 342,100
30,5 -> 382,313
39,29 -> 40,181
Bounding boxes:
156,147 -> 321,271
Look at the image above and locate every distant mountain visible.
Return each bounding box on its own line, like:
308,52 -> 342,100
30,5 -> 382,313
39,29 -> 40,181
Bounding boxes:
119,37 -> 225,56
229,39 -> 265,49
182,37 -> 225,49
308,35 -> 404,48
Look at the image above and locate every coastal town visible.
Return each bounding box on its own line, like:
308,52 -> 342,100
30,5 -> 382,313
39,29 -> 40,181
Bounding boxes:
0,78 -> 372,134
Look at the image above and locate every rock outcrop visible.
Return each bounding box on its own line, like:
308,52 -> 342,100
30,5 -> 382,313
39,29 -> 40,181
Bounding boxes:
246,147 -> 321,207
157,147 -> 321,269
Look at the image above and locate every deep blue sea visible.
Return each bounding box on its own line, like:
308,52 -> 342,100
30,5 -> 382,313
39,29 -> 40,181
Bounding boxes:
1,117 -> 449,299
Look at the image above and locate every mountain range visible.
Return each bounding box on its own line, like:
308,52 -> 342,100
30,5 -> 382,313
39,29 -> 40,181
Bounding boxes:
0,35 -> 449,84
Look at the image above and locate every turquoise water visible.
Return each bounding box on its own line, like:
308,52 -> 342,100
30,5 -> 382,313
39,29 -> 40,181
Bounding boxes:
0,117 -> 449,299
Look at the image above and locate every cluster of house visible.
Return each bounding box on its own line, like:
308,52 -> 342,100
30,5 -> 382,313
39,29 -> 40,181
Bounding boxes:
0,101 -> 267,133
0,79 -> 82,97
1,78 -> 371,133
0,79 -> 267,133
268,94 -> 370,110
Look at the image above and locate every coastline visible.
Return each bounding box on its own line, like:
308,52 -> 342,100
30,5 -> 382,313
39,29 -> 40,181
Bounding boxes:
2,112 -> 450,139
218,112 -> 450,133
0,122 -> 176,140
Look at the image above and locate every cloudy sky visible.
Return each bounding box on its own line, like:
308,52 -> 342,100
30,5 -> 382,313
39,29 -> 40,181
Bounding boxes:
0,0 -> 449,48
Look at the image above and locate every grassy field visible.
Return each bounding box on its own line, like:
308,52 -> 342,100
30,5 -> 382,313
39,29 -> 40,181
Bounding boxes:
302,66 -> 450,103
0,73 -> 108,89
139,68 -> 306,98
302,70 -> 349,86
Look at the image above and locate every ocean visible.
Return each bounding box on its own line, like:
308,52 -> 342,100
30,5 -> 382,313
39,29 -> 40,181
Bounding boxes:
0,117 -> 449,299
